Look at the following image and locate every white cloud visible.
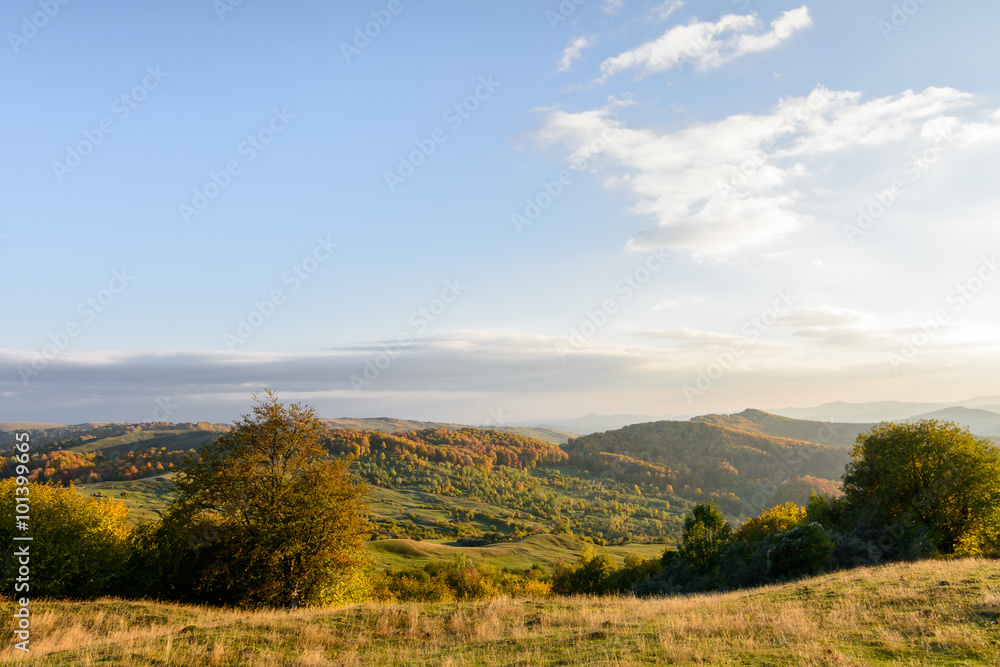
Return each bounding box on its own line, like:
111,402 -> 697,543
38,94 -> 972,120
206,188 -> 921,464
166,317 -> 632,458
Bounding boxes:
734,6 -> 813,55
4,318 -> 1000,421
533,85 -> 1000,258
598,6 -> 811,81
603,0 -> 624,15
557,36 -> 592,73
651,0 -> 683,23
778,306 -> 870,328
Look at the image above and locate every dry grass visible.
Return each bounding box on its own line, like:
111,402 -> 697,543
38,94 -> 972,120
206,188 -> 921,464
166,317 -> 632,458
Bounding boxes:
1,558 -> 997,666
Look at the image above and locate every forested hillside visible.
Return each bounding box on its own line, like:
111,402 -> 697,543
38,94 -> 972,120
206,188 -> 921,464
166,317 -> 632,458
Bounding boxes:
326,427 -> 684,544
0,423 -> 222,486
3,413 -> 860,546
564,419 -> 849,512
324,418 -> 574,444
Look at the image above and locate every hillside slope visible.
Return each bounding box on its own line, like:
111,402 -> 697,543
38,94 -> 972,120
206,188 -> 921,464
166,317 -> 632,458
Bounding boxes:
68,417 -> 857,544
324,417 -> 574,444
691,408 -> 873,446
565,419 -> 850,512
5,558 -> 997,665
0,421 -> 67,432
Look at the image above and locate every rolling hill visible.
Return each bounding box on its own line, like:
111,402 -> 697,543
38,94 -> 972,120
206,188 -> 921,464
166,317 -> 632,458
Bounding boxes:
690,408 -> 872,446
8,411 -> 886,548
0,421 -> 67,432
564,419 -> 849,514
324,417 -> 575,445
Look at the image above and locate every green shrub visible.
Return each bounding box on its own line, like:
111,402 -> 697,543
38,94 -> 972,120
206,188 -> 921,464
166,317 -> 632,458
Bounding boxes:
679,503 -> 732,575
0,480 -> 133,598
765,523 -> 834,580
552,548 -> 618,595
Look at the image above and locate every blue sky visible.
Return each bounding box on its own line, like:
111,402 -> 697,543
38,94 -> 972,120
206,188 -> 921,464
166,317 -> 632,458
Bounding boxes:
2,0 -> 999,424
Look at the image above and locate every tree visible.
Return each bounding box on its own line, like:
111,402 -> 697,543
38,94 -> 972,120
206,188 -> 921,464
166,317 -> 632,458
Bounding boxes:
842,420 -> 1000,555
734,501 -> 807,547
0,479 -> 132,598
679,502 -> 732,574
165,390 -> 371,607
765,523 -> 834,579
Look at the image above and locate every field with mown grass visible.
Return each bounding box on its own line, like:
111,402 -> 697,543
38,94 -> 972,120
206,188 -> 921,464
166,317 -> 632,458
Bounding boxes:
2,558 -> 997,666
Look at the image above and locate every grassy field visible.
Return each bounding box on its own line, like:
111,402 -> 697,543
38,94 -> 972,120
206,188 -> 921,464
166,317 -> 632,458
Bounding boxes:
76,470 -> 679,549
65,430 -> 220,458
77,475 -> 177,522
1,558 -> 997,666
367,534 -> 667,573
74,477 -> 668,571
0,423 -> 67,432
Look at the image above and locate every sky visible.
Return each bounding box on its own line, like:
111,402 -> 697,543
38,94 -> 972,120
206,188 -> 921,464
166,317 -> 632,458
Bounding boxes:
2,0 -> 999,425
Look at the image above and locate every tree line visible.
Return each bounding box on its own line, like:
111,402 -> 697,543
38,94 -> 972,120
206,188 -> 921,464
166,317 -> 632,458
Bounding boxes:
553,420 -> 1000,595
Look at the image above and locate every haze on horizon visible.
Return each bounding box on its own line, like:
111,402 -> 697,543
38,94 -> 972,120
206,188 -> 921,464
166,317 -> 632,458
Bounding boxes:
2,1 -> 999,425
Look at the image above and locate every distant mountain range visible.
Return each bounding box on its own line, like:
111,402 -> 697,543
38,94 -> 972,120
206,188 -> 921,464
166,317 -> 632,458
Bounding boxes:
501,396 -> 1000,439
904,407 -> 1000,438
770,396 -> 1000,421
768,396 -> 1000,437
7,395 -> 999,443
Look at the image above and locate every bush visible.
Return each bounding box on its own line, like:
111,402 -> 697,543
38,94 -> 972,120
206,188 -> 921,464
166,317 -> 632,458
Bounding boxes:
805,491 -> 849,532
829,531 -> 882,570
372,571 -> 455,602
603,552 -> 662,592
552,548 -> 618,595
735,501 -> 807,546
719,540 -> 769,589
371,559 -> 551,602
765,523 -> 834,580
0,480 -> 132,598
635,556 -> 700,595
